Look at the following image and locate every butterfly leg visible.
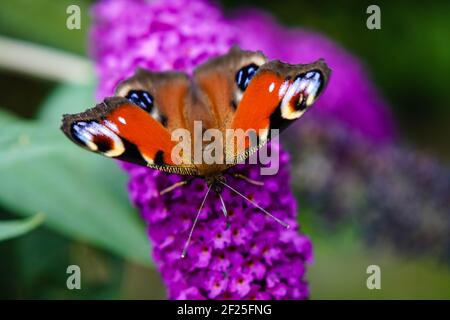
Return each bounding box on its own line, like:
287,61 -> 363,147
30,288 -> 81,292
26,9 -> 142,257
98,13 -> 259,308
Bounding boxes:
232,173 -> 265,186
160,179 -> 190,195
217,192 -> 228,218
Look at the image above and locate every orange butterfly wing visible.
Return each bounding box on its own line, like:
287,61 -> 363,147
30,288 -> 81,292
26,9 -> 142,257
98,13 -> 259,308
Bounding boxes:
192,47 -> 331,164
233,60 -> 331,133
229,59 -> 331,161
61,97 -> 198,175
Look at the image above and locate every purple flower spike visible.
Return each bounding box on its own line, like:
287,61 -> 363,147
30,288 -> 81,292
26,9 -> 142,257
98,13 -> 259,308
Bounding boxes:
122,143 -> 311,300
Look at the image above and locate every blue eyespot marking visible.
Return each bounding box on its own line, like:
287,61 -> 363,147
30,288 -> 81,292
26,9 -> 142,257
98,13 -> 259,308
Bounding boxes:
235,64 -> 259,91
126,90 -> 154,111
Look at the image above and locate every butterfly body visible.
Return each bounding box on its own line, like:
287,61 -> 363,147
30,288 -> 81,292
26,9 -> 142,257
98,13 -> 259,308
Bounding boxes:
61,46 -> 330,183
205,173 -> 227,194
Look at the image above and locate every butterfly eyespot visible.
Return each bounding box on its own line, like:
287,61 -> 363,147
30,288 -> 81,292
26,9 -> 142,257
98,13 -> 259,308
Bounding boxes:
294,70 -> 323,109
126,90 -> 154,111
235,63 -> 259,91
70,121 -> 125,157
294,93 -> 307,111
279,70 -> 324,120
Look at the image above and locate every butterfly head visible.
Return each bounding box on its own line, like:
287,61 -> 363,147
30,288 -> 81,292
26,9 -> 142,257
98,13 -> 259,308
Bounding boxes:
205,173 -> 226,194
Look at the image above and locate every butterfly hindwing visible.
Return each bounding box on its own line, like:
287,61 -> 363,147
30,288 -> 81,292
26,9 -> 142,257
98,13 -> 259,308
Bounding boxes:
192,47 -> 270,166
193,46 -> 268,129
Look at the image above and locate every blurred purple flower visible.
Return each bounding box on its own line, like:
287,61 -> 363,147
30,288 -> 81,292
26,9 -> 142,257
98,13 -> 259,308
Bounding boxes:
91,0 -> 237,97
289,116 -> 450,260
91,0 -> 398,299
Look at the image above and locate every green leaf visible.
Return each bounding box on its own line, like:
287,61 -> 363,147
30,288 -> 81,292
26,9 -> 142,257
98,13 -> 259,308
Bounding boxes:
0,109 -> 152,266
0,213 -> 45,242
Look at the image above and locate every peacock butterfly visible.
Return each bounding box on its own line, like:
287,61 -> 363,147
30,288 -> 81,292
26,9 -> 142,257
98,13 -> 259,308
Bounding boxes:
61,46 -> 331,256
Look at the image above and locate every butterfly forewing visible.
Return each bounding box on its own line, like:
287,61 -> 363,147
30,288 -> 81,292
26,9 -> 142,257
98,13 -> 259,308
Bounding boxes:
61,97 -> 198,175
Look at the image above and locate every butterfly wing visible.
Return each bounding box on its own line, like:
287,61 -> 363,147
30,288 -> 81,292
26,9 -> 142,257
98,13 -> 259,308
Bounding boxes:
231,60 -> 330,130
193,47 -> 270,166
193,46 -> 331,165
230,59 -> 330,163
61,80 -> 199,175
115,69 -> 190,132
193,46 -> 268,129
231,59 -> 331,135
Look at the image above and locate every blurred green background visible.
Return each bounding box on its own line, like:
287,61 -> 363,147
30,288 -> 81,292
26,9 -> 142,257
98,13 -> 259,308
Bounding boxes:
0,0 -> 449,299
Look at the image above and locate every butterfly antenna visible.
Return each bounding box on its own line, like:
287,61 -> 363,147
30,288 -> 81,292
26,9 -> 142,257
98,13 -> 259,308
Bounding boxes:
219,180 -> 290,229
232,173 -> 265,186
160,180 -> 189,196
181,185 -> 212,258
